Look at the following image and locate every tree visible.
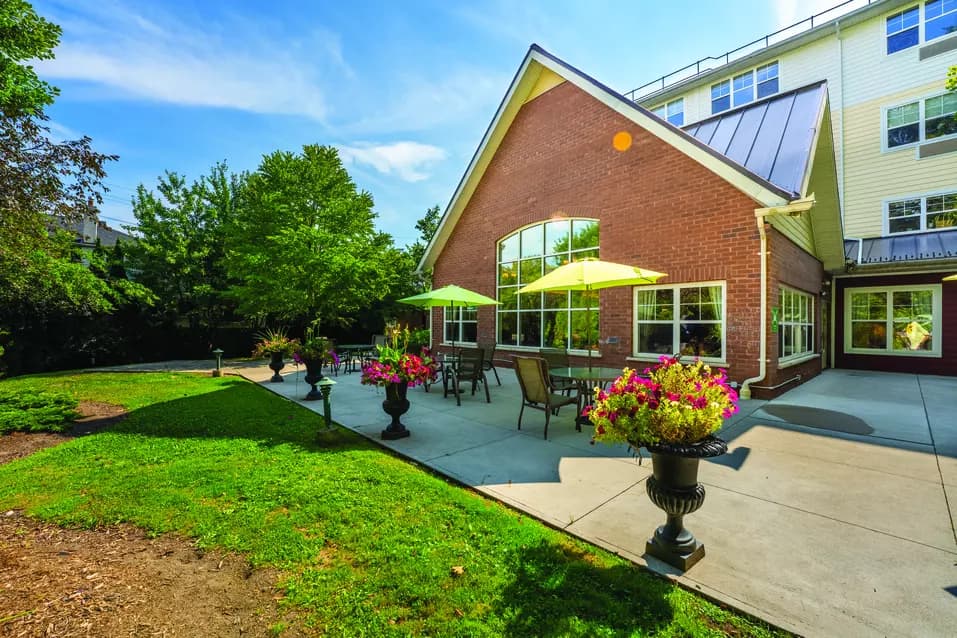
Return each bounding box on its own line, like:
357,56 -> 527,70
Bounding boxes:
0,0 -> 61,117
127,163 -> 241,332
947,65 -> 956,92
224,145 -> 397,326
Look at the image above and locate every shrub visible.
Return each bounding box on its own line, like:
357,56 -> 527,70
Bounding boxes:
0,388 -> 80,434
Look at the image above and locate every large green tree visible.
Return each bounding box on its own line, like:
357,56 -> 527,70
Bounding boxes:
128,163 -> 241,332
0,0 -> 60,117
224,145 -> 396,326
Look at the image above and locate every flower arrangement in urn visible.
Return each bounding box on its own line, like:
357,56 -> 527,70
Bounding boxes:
361,325 -> 437,440
587,355 -> 739,572
252,328 -> 300,383
294,324 -> 339,400
587,355 -> 738,447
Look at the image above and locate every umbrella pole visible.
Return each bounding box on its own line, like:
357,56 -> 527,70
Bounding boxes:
587,293 -> 593,372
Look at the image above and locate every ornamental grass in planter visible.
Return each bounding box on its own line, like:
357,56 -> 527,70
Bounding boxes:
252,328 -> 300,383
587,356 -> 739,571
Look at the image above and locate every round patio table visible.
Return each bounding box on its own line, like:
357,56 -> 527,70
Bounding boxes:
336,344 -> 374,373
550,366 -> 625,427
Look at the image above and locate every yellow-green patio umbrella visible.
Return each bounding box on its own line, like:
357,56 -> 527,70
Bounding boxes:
517,258 -> 666,369
398,284 -> 500,353
944,274 -> 957,281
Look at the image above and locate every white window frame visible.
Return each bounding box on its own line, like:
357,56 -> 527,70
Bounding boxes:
633,281 -> 727,363
710,60 -> 780,114
883,188 -> 957,235
779,287 -> 815,363
886,1 -> 957,55
495,219 -> 600,352
443,306 -> 477,345
881,91 -> 957,152
843,284 -> 942,357
652,98 -> 684,126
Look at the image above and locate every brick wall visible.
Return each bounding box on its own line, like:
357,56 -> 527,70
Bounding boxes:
431,81 -> 822,388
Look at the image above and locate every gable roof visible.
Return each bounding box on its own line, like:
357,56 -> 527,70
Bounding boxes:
684,82 -> 828,199
420,44 -> 815,271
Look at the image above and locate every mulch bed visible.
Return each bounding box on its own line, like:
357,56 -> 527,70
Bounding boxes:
0,403 -> 304,637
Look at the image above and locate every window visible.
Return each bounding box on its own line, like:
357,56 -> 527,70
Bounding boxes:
634,283 -> 725,361
885,93 -> 957,149
711,81 -> 731,114
711,61 -> 780,114
887,190 -> 957,233
779,288 -> 814,362
845,285 -> 941,356
925,0 -> 957,41
756,62 -> 779,99
652,98 -> 684,126
444,307 -> 477,344
496,219 -> 599,350
887,6 -> 920,53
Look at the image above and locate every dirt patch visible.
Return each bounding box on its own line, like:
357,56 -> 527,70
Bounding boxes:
0,402 -> 128,466
0,510 -> 302,637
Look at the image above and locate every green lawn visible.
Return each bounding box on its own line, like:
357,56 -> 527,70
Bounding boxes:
0,372 -> 785,637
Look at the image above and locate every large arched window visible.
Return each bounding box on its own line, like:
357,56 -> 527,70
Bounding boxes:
496,218 -> 599,350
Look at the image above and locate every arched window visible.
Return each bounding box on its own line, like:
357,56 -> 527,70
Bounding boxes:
496,219 -> 599,350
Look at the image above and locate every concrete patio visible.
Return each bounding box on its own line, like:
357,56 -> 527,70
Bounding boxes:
104,359 -> 957,636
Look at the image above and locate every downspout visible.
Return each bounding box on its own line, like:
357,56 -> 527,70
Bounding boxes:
739,211 -> 771,400
740,196 -> 816,400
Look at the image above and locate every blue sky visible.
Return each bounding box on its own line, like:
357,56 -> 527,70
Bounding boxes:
35,0 -> 838,247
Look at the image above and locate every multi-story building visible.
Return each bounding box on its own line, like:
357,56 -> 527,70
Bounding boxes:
420,0 -> 957,396
632,0 -> 957,377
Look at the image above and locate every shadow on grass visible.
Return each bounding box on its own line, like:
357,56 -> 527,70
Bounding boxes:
493,540 -> 674,637
107,379 -> 369,455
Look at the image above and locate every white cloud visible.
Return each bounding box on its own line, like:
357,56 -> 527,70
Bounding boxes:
770,0 -> 866,30
37,1 -> 333,121
337,142 -> 447,182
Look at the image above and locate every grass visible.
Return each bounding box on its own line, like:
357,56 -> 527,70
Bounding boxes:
0,372 -> 786,637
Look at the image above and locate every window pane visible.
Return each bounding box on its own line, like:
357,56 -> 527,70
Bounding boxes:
732,71 -> 754,106
543,311 -> 568,349
519,258 -> 541,284
887,103 -> 919,127
887,25 -> 919,53
757,77 -> 779,99
888,199 -> 921,217
887,123 -> 919,147
925,0 -> 957,41
636,289 -> 673,321
519,312 -> 541,348
666,99 -> 684,126
445,318 -> 456,342
679,323 -> 722,358
498,312 -> 517,346
925,115 -> 957,140
711,81 -> 730,114
851,322 -> 887,349
652,105 -> 666,118
637,323 -> 673,355
499,234 -> 519,262
569,310 -> 598,350
893,320 -> 932,351
520,290 -> 542,311
886,6 -> 919,53
499,286 -> 517,310
520,225 -> 544,258
893,290 -> 932,319
889,217 -> 920,233
571,219 -> 599,250
499,261 -> 517,285
543,290 -> 567,309
570,289 -> 598,309
571,248 -> 599,261
712,95 -> 730,114
544,220 -> 570,255
756,62 -> 778,83
461,322 -> 477,343
851,292 -> 886,320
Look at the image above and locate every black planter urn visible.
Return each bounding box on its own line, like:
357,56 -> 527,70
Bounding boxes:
303,358 -> 325,401
640,436 -> 727,571
268,352 -> 286,382
381,381 -> 411,440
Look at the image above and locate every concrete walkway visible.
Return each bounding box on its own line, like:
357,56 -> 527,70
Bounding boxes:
103,360 -> 957,636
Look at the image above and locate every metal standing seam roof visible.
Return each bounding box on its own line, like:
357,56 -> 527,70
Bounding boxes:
682,82 -> 828,198
844,230 -> 957,265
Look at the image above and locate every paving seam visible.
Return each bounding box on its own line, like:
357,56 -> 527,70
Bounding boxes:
558,477 -> 649,529
420,431 -> 522,462
722,442 -> 946,485
702,481 -> 957,555
917,375 -> 957,549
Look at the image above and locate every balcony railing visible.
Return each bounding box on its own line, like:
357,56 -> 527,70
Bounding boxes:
623,0 -> 879,103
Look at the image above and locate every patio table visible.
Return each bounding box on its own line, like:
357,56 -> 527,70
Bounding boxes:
550,366 -> 624,427
336,344 -> 374,373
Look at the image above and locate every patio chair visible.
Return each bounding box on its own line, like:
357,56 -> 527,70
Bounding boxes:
443,346 -> 490,406
477,341 -> 501,385
513,356 -> 581,439
538,347 -> 576,395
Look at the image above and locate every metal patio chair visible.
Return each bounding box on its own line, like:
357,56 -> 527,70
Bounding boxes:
513,356 -> 581,439
443,346 -> 490,406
